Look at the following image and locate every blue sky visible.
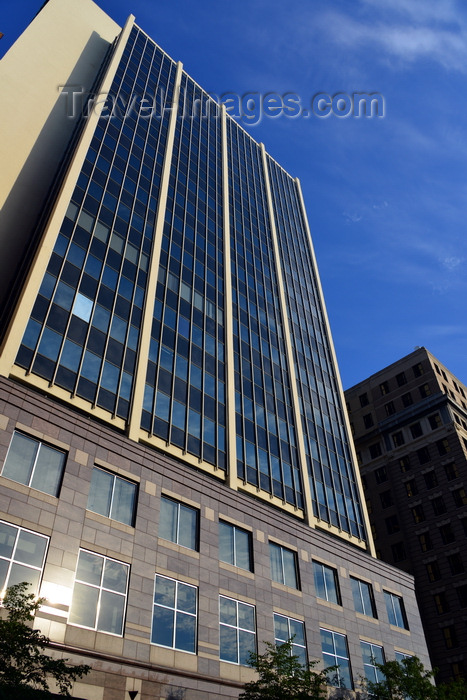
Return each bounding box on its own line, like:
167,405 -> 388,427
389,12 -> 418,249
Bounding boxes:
3,0 -> 467,389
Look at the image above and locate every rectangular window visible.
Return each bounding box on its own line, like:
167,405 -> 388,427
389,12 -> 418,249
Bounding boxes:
417,447 -> 430,465
320,628 -> 352,689
405,479 -> 418,498
448,553 -> 464,575
385,515 -> 400,534
443,625 -> 458,649
456,584 -> 467,608
385,401 -> 395,416
269,542 -> 299,589
151,574 -> 197,653
411,504 -> 425,523
313,562 -> 341,605
436,439 -> 450,456
350,577 -> 377,618
374,466 -> 387,483
444,462 -> 459,481
159,496 -> 199,550
219,521 -> 253,572
409,422 -> 423,439
439,523 -> 455,544
379,381 -> 389,396
359,393 -> 369,407
396,372 -> 407,387
399,456 -> 411,472
0,521 -> 48,595
392,431 -> 405,447
391,542 -> 406,562
274,613 -> 306,665
434,592 -> 450,614
380,490 -> 393,508
423,471 -> 437,489
420,384 -> 431,398
401,392 -> 413,408
369,443 -> 382,459
363,413 -> 374,429
426,561 -> 441,582
431,496 -> 446,516
361,641 -> 385,685
428,414 -> 442,430
219,595 -> 256,665
384,591 -> 409,629
2,431 -> 65,497
69,550 -> 129,635
412,362 -> 423,378
418,532 -> 432,552
87,467 -> 137,526
453,488 -> 467,508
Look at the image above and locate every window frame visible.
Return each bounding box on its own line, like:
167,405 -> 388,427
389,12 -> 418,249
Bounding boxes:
0,521 -> 49,596
151,574 -> 198,653
273,613 -> 307,665
87,466 -> 138,526
350,577 -> 377,618
2,431 -> 66,497
313,561 -> 341,605
159,495 -> 199,551
384,591 -> 409,629
69,549 -> 129,636
219,594 -> 256,665
361,640 -> 385,685
269,542 -> 299,589
219,521 -> 253,572
320,628 -> 353,689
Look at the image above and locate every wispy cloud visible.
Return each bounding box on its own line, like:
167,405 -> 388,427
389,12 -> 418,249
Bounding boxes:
310,1 -> 467,73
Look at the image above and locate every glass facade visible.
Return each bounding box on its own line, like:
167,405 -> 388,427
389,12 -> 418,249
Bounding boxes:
12,20 -> 367,543
267,159 -> 365,538
16,27 -> 176,421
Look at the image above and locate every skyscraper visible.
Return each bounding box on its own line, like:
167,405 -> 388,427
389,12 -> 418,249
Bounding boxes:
346,347 -> 467,682
0,1 -> 430,697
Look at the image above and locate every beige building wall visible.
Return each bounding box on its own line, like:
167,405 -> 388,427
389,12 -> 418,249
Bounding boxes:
0,0 -> 121,318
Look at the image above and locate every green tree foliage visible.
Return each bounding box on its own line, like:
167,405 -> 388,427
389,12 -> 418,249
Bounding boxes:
361,655 -> 467,700
239,638 -> 330,700
0,583 -> 89,697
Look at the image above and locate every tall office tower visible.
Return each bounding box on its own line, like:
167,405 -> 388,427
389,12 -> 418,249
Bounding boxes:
0,1 -> 430,697
346,347 -> 467,683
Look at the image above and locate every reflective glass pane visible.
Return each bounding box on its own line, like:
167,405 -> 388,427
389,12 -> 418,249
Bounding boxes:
269,543 -> 282,584
238,602 -> 255,631
76,551 -> 103,586
155,576 -> 176,608
69,582 -> 98,628
15,530 -> 47,567
220,624 -> 237,663
290,618 -> 305,646
324,566 -> 338,604
102,559 -> 128,594
178,504 -> 197,550
177,583 -> 196,614
175,611 -> 196,652
0,523 -> 17,559
3,433 -> 37,485
0,558 -> 9,591
239,629 -> 255,665
30,444 -> 65,496
159,498 -> 178,543
98,590 -> 125,634
219,597 -> 236,626
219,522 -> 234,566
235,528 -> 251,571
151,605 -> 174,646
283,548 -> 298,588
320,629 -> 334,655
111,477 -> 136,526
87,468 -> 113,517
274,614 -> 289,641
7,563 -> 40,592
